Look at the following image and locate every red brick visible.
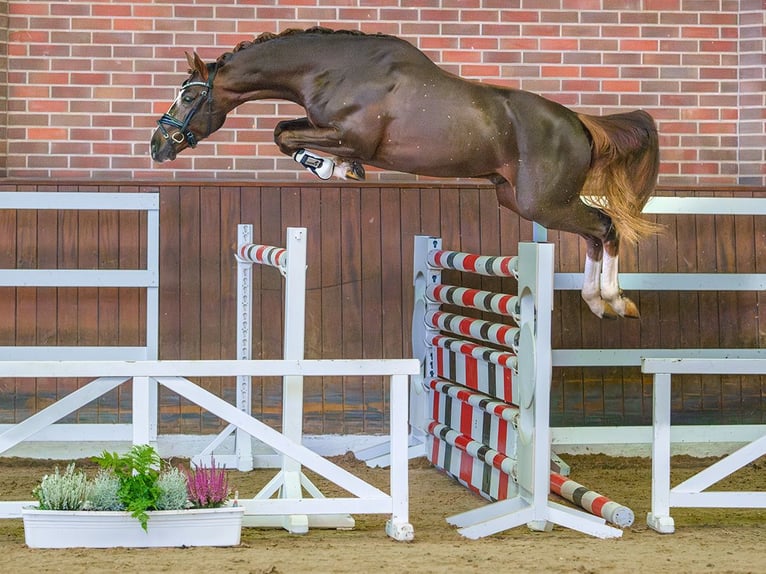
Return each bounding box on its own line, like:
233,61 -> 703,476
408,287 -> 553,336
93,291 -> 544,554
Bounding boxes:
500,10 -> 538,23
602,79 -> 641,92
28,99 -> 68,113
28,127 -> 68,140
581,93 -> 620,106
9,30 -> 48,43
524,52 -> 562,64
563,0 -> 602,8
540,38 -> 578,51
621,39 -> 659,51
460,37 -> 498,50
461,64 -> 500,78
9,3 -> 50,15
461,10 -> 502,23
541,65 -> 580,78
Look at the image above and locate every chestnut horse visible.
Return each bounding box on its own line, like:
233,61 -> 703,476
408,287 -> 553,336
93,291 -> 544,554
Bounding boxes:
151,27 -> 660,319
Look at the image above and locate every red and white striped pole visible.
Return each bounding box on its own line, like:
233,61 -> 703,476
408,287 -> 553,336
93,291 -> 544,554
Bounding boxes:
550,472 -> 635,528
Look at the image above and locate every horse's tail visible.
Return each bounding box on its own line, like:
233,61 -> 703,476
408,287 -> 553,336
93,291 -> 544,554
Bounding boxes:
577,110 -> 660,244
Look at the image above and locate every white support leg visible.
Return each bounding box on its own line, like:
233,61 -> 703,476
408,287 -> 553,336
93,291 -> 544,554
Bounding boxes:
647,372 -> 675,533
132,376 -> 157,447
386,374 -> 414,541
280,227 -> 310,533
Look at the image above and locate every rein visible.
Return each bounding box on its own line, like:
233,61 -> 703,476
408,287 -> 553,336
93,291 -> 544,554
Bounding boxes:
156,64 -> 218,148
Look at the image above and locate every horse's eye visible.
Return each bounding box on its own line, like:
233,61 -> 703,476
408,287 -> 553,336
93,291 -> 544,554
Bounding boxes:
182,94 -> 195,104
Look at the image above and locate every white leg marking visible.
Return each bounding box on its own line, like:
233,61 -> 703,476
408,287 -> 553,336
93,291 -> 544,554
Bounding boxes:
600,251 -> 639,317
600,251 -> 620,303
581,255 -> 606,317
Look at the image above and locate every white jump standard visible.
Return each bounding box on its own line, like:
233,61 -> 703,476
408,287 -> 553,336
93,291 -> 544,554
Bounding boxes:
411,236 -> 624,539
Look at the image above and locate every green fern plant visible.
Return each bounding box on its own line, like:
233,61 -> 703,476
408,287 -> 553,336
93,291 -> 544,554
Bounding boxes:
92,444 -> 163,531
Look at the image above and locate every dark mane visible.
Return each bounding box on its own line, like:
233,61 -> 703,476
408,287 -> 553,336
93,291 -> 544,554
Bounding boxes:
216,27 -> 388,67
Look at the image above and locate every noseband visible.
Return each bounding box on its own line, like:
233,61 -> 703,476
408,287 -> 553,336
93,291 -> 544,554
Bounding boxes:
157,65 -> 218,148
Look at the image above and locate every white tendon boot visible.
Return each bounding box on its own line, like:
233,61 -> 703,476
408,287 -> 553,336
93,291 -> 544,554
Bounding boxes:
293,149 -> 335,180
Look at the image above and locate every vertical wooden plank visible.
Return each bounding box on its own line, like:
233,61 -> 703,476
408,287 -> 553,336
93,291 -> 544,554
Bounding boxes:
339,186 -> 363,434
734,195 -> 760,422
359,187 -> 384,432
199,185 -> 222,432
380,187 -> 404,360
419,186 -> 441,236
117,185 -> 142,423
695,190 -> 722,421
52,208 -> 78,423
378,187 -> 407,433
399,186 -> 422,361
0,206 -> 16,423
32,207 -> 58,421
301,186 -> 324,433
75,206 -> 99,424
97,206 -> 120,423
158,186 -> 181,432
14,209 -> 38,421
176,186 -> 202,433
320,186 -> 343,433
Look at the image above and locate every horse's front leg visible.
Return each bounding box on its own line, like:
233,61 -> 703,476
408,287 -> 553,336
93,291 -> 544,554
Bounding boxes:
274,118 -> 366,181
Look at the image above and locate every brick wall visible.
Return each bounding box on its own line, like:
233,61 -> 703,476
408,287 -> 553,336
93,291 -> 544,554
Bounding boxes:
3,0 -> 764,185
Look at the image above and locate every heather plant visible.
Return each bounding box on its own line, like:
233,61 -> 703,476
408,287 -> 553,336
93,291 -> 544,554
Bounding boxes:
33,463 -> 90,511
156,467 -> 189,510
184,458 -> 230,508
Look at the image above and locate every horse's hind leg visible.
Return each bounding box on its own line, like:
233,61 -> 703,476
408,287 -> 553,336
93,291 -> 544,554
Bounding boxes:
600,234 -> 639,318
582,231 -> 639,319
502,178 -> 638,319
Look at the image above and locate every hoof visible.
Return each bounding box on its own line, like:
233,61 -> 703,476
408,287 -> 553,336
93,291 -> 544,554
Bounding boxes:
583,296 -> 619,320
600,302 -> 619,320
345,161 -> 366,181
333,160 -> 365,181
621,297 -> 640,319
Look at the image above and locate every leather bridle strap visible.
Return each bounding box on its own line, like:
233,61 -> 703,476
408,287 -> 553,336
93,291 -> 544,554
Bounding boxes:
157,64 -> 218,148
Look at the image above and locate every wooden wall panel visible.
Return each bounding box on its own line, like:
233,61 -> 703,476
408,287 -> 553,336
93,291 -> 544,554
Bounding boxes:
0,182 -> 763,434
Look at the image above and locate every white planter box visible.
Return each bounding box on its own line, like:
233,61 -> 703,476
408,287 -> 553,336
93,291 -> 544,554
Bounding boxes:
22,506 -> 245,548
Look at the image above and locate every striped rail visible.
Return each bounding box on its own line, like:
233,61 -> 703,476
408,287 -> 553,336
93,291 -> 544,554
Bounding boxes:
420,245 -> 524,504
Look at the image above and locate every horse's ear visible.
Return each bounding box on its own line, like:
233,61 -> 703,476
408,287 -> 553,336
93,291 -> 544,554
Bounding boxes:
185,51 -> 208,81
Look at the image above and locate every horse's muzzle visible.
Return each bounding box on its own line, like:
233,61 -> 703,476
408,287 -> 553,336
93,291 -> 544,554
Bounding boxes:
150,130 -> 178,162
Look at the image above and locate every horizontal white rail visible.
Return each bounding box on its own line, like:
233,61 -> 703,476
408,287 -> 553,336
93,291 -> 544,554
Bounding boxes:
643,357 -> 766,375
643,196 -> 766,215
0,269 -> 158,288
554,272 -> 766,291
0,192 -> 159,211
553,348 -> 766,368
0,359 -> 421,378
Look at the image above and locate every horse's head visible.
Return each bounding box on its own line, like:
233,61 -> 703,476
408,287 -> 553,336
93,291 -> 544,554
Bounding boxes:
150,52 -> 228,162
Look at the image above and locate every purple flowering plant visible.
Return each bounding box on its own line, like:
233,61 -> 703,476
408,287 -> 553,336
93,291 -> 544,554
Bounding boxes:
183,457 -> 230,508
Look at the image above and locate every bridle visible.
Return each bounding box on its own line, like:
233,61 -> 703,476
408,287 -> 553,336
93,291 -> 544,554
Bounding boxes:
156,64 -> 218,148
